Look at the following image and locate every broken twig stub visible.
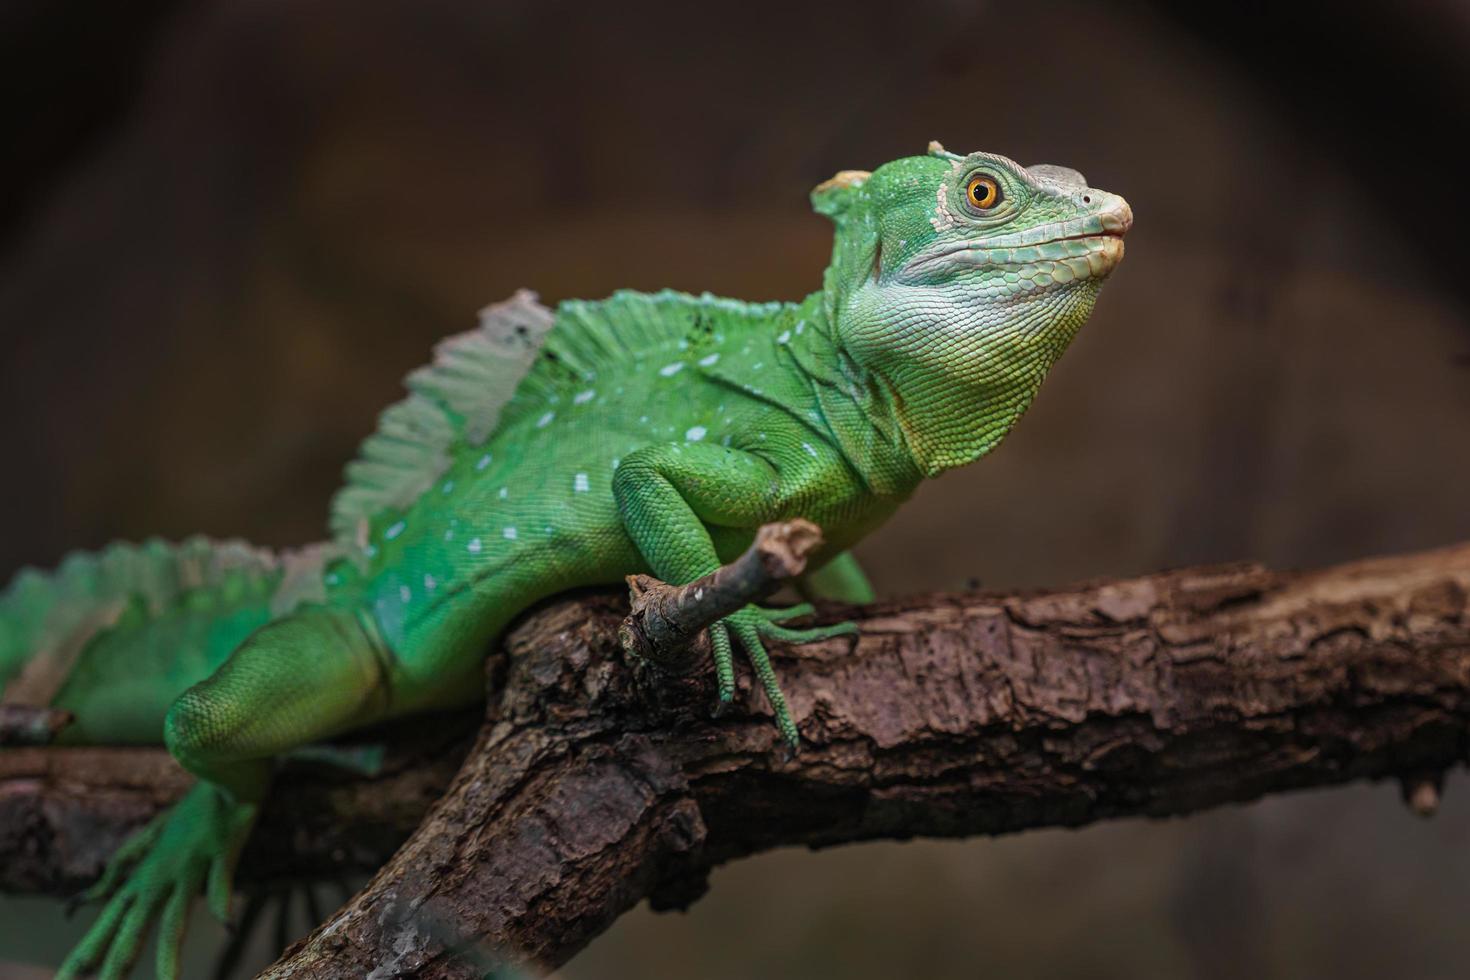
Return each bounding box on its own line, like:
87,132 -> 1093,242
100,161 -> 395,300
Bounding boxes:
619,519 -> 824,671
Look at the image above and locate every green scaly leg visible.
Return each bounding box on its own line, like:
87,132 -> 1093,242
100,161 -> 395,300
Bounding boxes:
60,605 -> 391,979
613,442 -> 861,747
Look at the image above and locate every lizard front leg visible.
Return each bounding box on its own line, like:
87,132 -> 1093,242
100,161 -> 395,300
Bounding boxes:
613,441 -> 856,746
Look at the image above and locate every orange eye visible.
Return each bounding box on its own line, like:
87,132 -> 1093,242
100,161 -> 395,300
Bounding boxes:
966,174 -> 1001,210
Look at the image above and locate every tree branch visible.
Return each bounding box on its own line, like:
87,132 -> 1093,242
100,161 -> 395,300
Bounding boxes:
3,542 -> 1469,978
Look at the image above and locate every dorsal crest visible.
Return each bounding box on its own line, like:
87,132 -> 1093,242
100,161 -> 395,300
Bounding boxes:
329,290 -> 555,548
330,288 -> 789,552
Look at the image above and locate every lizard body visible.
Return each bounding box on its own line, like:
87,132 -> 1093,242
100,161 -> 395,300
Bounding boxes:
0,143 -> 1130,977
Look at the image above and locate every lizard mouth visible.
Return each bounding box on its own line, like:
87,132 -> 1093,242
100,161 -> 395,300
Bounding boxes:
1019,199 -> 1133,248
905,234 -> 1125,278
905,202 -> 1132,279
1047,229 -> 1125,244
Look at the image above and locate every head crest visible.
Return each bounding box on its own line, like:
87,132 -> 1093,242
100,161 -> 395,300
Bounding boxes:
810,169 -> 870,221
927,140 -> 964,163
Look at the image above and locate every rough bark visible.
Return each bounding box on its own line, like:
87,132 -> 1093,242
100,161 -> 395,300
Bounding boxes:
2,543 -> 1469,977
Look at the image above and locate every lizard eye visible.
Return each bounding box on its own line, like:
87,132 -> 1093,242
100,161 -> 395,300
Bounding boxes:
965,174 -> 1002,211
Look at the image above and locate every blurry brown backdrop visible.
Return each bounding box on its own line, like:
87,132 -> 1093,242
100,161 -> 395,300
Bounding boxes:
4,1 -> 1470,977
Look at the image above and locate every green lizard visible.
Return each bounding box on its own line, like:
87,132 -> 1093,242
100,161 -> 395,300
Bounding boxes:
0,141 -> 1130,978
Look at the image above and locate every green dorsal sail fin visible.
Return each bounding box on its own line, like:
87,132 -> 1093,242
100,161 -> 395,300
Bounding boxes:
330,288 -> 785,550
500,289 -> 787,419
0,537 -> 282,707
329,289 -> 556,548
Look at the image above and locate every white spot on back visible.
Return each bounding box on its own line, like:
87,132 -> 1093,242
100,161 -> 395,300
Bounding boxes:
659,362 -> 685,377
384,520 -> 406,541
698,353 -> 720,367
399,585 -> 412,603
498,487 -> 508,499
467,537 -> 482,554
686,426 -> 707,442
536,411 -> 555,428
441,480 -> 455,494
802,442 -> 819,457
476,453 -> 492,471
424,574 -> 437,591
503,526 -> 518,540
574,390 -> 596,405
574,472 -> 590,492
777,330 -> 791,344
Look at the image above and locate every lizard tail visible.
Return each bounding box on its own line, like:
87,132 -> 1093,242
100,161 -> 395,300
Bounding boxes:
0,537 -> 317,741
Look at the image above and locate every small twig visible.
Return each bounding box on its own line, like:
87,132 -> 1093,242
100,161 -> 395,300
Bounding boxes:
0,704 -> 74,746
618,519 -> 824,671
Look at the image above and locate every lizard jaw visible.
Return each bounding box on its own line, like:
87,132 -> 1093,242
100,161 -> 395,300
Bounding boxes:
903,197 -> 1131,281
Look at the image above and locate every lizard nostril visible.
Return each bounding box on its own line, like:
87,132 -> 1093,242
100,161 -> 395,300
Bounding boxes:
1082,195 -> 1092,204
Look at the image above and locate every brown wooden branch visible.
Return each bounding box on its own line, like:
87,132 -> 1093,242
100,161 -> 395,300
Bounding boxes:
3,542 -> 1469,979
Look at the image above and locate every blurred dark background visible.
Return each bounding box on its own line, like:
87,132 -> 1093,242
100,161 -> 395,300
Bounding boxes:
4,1 -> 1470,977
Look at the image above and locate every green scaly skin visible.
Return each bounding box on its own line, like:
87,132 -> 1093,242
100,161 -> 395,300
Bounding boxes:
0,142 -> 1130,977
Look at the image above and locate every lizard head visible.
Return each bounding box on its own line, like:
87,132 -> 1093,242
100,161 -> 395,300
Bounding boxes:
812,142 -> 1132,475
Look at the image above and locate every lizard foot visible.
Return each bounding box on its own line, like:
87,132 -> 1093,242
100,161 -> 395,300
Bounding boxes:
708,606 -> 859,749
58,782 -> 258,980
